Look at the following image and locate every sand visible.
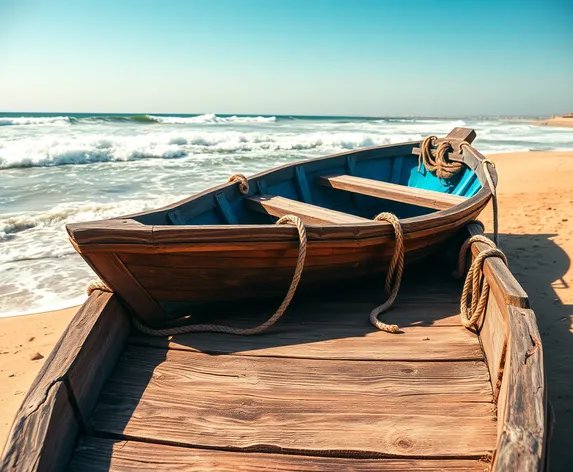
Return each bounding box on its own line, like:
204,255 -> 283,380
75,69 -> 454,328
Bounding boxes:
1,149 -> 572,467
0,306 -> 78,444
536,115 -> 573,128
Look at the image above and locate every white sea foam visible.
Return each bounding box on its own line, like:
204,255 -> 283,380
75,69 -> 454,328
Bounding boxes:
0,116 -> 71,126
147,114 -> 277,124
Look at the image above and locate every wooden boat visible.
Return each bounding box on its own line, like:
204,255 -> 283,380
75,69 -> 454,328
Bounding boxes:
1,222 -> 549,471
66,128 -> 497,326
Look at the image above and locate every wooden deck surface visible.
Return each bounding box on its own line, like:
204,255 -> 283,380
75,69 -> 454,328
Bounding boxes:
70,269 -> 496,471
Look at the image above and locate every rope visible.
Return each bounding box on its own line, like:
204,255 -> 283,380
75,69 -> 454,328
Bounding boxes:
369,212 -> 404,333
88,215 -> 307,336
86,280 -> 112,296
418,135 -> 464,181
228,173 -> 249,194
458,234 -> 508,329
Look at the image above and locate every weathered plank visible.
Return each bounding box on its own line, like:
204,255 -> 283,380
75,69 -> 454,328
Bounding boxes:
316,174 -> 467,210
70,437 -> 491,471
131,324 -> 483,361
91,346 -> 496,458
478,294 -> 508,401
245,195 -> 369,224
491,306 -> 547,471
0,292 -> 131,472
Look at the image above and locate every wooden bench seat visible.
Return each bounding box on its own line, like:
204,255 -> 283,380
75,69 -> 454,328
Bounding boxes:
316,174 -> 467,210
245,195 -> 369,225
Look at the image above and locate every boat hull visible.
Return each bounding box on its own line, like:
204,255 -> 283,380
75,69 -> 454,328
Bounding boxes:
67,129 -> 495,324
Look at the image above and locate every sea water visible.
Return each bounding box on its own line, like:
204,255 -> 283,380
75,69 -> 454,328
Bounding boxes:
1,113 -> 572,316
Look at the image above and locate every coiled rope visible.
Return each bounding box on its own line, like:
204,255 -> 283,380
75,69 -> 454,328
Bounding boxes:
369,212 -> 404,333
88,214 -> 307,336
457,233 -> 507,329
228,173 -> 249,194
418,135 -> 464,181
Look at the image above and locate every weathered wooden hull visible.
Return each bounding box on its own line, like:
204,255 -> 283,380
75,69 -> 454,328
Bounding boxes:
67,128 -> 496,324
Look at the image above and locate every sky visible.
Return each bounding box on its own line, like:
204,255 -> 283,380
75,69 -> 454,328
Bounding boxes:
1,0 -> 572,117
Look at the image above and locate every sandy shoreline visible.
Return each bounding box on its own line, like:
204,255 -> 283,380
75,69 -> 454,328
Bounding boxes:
1,149 -> 573,467
536,116 -> 573,128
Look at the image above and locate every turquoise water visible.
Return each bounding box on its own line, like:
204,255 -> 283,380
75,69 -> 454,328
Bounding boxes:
1,113 -> 572,316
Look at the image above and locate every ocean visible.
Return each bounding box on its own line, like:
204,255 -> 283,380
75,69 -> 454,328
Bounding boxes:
1,112 -> 572,317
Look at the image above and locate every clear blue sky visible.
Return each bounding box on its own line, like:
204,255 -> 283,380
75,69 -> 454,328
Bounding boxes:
1,0 -> 572,116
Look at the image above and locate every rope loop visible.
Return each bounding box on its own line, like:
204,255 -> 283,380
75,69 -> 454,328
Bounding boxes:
458,234 -> 508,329
228,173 -> 249,194
418,135 -> 463,181
370,212 -> 404,333
93,214 -> 307,336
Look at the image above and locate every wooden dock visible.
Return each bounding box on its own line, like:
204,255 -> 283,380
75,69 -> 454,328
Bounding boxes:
69,268 -> 495,471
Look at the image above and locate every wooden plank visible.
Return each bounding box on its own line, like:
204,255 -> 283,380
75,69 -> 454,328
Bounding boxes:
478,294 -> 508,402
245,195 -> 369,224
214,192 -> 238,224
0,292 -> 130,471
90,346 -> 496,458
82,253 -> 165,323
71,437 -> 492,471
131,324 -> 483,361
491,306 -> 547,472
1,381 -> 76,472
466,222 -> 529,308
316,174 -> 467,210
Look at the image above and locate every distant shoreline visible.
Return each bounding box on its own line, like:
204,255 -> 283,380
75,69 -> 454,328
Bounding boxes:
535,115 -> 573,129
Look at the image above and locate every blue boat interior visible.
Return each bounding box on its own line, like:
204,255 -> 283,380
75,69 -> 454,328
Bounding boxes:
135,148 -> 482,226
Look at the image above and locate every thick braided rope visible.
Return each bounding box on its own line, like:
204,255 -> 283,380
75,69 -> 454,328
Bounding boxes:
458,235 -> 508,329
228,173 -> 249,194
418,135 -> 463,181
86,280 -> 112,296
369,212 -> 404,333
88,215 -> 307,336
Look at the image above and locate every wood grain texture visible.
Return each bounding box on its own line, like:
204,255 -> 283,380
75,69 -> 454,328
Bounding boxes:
245,194 -> 369,224
316,174 -> 467,210
70,437 -> 491,471
90,346 -> 496,458
491,306 -> 547,472
478,294 -> 508,401
0,292 -> 131,472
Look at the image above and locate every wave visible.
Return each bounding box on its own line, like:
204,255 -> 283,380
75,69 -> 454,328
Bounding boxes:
0,130 -> 409,169
0,116 -> 71,126
146,114 -> 277,124
0,114 -> 278,126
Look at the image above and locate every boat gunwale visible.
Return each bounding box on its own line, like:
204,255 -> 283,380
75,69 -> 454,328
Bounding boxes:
66,139 -> 496,248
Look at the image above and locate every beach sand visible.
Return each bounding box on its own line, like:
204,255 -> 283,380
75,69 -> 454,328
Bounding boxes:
1,149 -> 572,467
536,116 -> 573,129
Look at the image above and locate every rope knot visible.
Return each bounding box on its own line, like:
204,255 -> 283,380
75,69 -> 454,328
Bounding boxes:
228,173 -> 249,194
418,135 -> 463,181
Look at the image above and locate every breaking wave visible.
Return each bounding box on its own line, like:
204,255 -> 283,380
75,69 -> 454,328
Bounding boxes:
0,130 -> 403,169
0,114 -> 278,126
0,116 -> 71,126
